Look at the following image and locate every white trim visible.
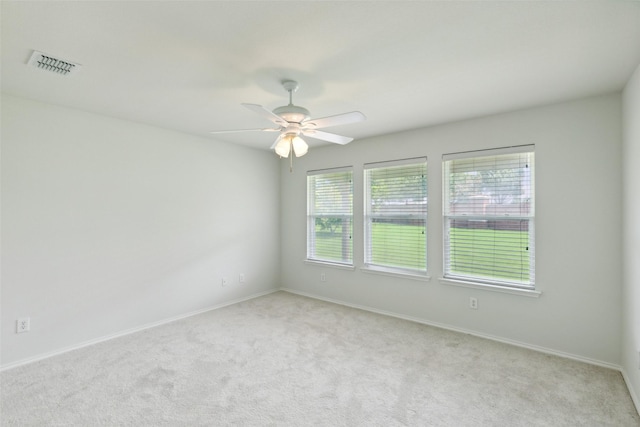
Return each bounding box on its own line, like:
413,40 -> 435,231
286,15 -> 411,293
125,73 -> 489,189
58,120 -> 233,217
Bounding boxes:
442,144 -> 535,161
361,266 -> 430,282
304,259 -> 355,270
0,289 -> 279,372
621,368 -> 640,416
439,277 -> 542,298
279,288 -> 617,371
364,156 -> 427,169
307,165 -> 353,176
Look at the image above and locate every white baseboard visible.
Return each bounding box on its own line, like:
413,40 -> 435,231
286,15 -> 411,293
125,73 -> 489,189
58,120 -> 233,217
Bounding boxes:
621,368 -> 640,417
0,289 -> 279,372
280,287 -> 623,372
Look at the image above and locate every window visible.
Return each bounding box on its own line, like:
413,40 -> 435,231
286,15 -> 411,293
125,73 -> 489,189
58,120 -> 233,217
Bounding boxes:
364,158 -> 428,275
443,146 -> 535,289
307,168 -> 353,266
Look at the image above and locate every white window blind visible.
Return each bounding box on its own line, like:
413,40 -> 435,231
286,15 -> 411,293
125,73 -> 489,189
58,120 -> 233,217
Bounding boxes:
364,158 -> 427,274
307,168 -> 353,265
443,146 -> 534,288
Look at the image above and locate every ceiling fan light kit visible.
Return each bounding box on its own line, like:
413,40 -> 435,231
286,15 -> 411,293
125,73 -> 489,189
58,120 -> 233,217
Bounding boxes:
274,134 -> 308,158
211,79 -> 365,170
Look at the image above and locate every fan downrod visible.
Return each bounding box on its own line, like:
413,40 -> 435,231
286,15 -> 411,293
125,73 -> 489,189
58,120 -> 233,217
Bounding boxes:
273,79 -> 310,123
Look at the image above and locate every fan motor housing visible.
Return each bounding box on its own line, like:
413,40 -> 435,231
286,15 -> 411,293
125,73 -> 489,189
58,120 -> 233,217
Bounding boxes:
273,105 -> 310,124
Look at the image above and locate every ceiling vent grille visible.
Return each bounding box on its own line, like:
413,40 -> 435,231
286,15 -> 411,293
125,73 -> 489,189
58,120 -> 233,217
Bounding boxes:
27,50 -> 81,76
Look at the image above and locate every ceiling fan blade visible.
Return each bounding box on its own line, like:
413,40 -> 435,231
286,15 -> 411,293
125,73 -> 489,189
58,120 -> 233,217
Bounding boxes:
303,111 -> 365,130
302,129 -> 353,145
210,128 -> 280,134
242,103 -> 288,126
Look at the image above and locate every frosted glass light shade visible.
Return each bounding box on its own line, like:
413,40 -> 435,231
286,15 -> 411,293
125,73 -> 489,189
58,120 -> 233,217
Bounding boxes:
274,136 -> 291,158
292,136 -> 308,157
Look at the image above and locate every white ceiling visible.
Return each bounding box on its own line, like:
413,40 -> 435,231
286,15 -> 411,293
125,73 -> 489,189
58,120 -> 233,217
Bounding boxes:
2,1 -> 640,151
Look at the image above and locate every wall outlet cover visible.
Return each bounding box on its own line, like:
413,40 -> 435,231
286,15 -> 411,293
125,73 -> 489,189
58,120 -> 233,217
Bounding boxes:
17,317 -> 30,333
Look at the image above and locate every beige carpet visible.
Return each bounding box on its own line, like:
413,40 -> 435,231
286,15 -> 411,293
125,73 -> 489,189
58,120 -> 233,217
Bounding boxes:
1,291 -> 638,426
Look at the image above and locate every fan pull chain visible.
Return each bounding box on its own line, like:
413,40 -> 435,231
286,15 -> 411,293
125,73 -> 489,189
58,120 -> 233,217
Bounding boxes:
290,145 -> 294,172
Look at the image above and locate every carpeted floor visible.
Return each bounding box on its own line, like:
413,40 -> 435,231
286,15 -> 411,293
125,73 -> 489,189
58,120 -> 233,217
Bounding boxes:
1,291 -> 638,426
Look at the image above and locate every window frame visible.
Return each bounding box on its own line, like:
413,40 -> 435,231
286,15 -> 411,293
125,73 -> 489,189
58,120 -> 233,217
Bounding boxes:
363,157 -> 428,278
442,145 -> 535,291
306,167 -> 354,267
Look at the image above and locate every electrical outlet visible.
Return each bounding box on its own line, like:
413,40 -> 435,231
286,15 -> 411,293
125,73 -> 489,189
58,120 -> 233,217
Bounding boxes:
221,277 -> 228,287
320,272 -> 326,282
239,273 -> 245,283
469,297 -> 478,310
17,317 -> 30,333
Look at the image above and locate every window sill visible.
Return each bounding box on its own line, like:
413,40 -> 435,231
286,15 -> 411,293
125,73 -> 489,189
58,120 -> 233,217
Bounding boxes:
361,266 -> 431,282
304,260 -> 355,271
438,277 -> 542,298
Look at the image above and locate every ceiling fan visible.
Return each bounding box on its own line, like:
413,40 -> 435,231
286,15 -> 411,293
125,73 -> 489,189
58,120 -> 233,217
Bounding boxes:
211,80 -> 366,164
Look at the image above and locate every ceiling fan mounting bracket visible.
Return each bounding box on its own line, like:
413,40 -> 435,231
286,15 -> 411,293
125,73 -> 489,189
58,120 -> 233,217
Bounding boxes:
281,80 -> 299,93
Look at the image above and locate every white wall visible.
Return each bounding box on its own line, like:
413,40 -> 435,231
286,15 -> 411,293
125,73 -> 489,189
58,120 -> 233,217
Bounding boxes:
280,93 -> 623,366
623,64 -> 640,409
1,95 -> 280,367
